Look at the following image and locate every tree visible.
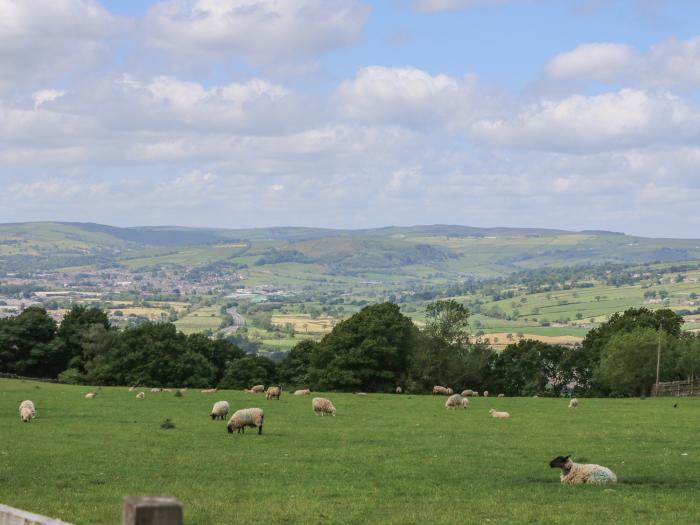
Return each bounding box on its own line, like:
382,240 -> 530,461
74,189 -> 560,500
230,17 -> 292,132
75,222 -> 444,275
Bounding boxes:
218,355 -> 277,389
424,300 -> 470,347
278,340 -> 317,386
0,306 -> 63,377
57,305 -> 110,373
677,335 -> 700,381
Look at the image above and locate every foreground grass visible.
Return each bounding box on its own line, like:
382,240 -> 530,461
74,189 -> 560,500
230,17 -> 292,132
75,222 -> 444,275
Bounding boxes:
0,380 -> 698,524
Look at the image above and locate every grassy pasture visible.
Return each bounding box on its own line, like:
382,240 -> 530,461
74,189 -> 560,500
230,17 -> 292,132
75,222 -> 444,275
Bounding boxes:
1,379 -> 698,524
174,305 -> 222,334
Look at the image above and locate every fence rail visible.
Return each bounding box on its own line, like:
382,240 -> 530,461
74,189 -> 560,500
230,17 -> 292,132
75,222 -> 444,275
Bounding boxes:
653,377 -> 700,397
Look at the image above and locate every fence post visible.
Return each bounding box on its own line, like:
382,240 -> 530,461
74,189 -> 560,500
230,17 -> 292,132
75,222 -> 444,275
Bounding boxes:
122,497 -> 183,525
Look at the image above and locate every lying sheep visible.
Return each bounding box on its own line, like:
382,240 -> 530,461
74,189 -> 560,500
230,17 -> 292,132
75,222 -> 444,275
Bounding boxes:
150,388 -> 162,393
136,392 -> 145,399
250,385 -> 265,393
445,394 -> 468,409
461,389 -> 474,397
85,392 -> 97,399
294,389 -> 311,396
569,398 -> 579,408
227,408 -> 264,435
266,386 -> 282,400
489,409 -> 510,419
210,401 -> 230,420
395,386 -> 402,394
19,400 -> 35,422
312,397 -> 336,416
549,455 -> 617,485
432,386 -> 450,395
128,386 -> 136,392
201,388 -> 217,393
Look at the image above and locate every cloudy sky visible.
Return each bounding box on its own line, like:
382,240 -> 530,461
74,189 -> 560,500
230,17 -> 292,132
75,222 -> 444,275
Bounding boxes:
1,0 -> 699,237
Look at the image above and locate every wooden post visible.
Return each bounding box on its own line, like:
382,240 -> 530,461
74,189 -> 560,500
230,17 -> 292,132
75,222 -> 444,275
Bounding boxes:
122,497 -> 183,525
0,504 -> 73,525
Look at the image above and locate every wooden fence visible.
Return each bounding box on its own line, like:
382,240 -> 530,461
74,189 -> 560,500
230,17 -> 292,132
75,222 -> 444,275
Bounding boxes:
653,377 -> 700,397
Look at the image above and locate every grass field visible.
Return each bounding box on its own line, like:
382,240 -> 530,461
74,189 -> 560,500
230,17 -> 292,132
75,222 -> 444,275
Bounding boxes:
1,379 -> 698,524
174,305 -> 222,334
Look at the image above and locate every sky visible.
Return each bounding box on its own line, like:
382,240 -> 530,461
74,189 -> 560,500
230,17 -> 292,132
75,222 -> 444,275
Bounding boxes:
1,0 -> 700,237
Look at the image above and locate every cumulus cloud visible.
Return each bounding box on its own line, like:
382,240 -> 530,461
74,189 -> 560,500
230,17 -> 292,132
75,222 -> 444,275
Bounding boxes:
143,0 -> 370,64
414,0 -> 516,12
0,0 -> 117,93
546,43 -> 641,82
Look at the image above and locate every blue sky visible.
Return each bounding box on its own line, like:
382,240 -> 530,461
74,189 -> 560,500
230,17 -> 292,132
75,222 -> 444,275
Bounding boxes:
1,0 -> 699,237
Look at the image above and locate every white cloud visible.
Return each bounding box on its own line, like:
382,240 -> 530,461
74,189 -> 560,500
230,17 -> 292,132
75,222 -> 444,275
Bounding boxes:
414,0 -> 515,12
32,89 -> 67,110
0,0 -> 117,93
143,0 -> 370,64
471,89 -> 700,153
546,43 -> 641,82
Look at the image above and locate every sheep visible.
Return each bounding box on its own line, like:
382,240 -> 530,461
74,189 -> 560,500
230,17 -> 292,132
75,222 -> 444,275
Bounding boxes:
136,392 -> 145,399
128,386 -> 135,392
265,386 -> 282,400
445,394 -> 469,409
472,392 -> 480,397
227,408 -> 264,435
85,392 -> 97,399
569,398 -> 579,409
489,409 -> 510,419
395,386 -> 402,394
210,401 -> 230,420
243,388 -> 255,394
432,386 -> 449,395
201,388 -> 217,393
461,389 -> 474,397
446,388 -> 454,395
150,388 -> 162,393
294,389 -> 311,396
312,397 -> 336,417
354,392 -> 368,396
483,391 -> 489,397
250,385 -> 265,393
498,394 -> 505,398
549,455 -> 617,485
19,400 -> 35,422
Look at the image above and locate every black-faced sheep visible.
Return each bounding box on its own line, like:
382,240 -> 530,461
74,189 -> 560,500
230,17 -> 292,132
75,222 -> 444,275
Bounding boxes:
395,386 -> 402,394
445,394 -> 469,409
549,455 -> 617,484
227,408 -> 264,435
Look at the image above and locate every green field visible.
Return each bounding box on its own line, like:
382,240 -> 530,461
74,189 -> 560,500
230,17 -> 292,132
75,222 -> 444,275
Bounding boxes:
1,379 -> 698,524
174,305 -> 223,334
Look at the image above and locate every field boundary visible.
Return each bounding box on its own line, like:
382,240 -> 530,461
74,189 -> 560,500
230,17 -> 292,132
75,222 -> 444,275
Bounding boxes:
653,377 -> 700,396
0,503 -> 73,525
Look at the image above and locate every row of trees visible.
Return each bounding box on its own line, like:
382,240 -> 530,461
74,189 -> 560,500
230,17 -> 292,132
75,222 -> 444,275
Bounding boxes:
1,303 -> 698,396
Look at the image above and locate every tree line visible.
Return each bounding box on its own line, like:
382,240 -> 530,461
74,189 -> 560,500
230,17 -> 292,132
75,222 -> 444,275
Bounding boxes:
1,303 -> 698,396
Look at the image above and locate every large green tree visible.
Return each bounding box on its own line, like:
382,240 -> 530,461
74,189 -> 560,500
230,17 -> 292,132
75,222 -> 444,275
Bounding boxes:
218,355 -> 278,390
278,339 -> 317,387
57,305 -> 110,373
0,306 -> 63,377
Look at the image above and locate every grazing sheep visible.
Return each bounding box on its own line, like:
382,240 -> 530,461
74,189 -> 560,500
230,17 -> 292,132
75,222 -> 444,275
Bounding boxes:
265,386 -> 282,400
136,392 -> 145,399
446,388 -> 454,395
489,409 -> 510,419
569,398 -> 579,409
483,391 -> 489,397
432,386 -> 450,395
210,401 -> 230,420
163,388 -> 173,393
445,394 -> 467,409
294,389 -> 311,396
461,389 -> 474,397
472,392 -> 480,397
19,400 -> 35,422
227,408 -> 264,435
201,388 -> 217,393
395,386 -> 402,394
498,394 -> 505,398
250,385 -> 265,393
460,398 -> 470,408
312,397 -> 336,417
150,388 -> 162,393
85,392 -> 97,399
549,455 -> 617,485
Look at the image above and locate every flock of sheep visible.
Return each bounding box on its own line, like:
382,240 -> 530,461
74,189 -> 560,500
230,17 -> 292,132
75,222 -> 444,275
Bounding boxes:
17,383 -> 615,485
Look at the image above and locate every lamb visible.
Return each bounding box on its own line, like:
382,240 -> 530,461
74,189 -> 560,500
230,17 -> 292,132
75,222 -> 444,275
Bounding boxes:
227,408 -> 264,435
569,398 -> 579,408
395,386 -> 402,394
250,385 -> 265,393
265,386 -> 281,400
461,389 -> 474,397
445,394 -> 468,409
136,392 -> 145,399
489,409 -> 510,419
432,386 -> 449,395
549,455 -> 617,485
312,397 -> 336,416
19,400 -> 35,422
85,392 -> 97,399
294,389 -> 311,396
210,401 -> 230,420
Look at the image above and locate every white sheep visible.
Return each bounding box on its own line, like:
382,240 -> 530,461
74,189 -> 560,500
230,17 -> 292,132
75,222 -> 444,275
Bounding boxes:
460,397 -> 470,408
294,389 -> 311,396
461,389 -> 474,397
201,388 -> 217,393
569,398 -> 579,408
489,409 -> 510,419
265,386 -> 281,400
227,408 -> 264,435
483,391 -> 489,397
136,391 -> 145,399
395,386 -> 402,394
250,384 -> 265,393
128,386 -> 135,392
85,392 -> 97,399
150,388 -> 162,393
19,400 -> 35,422
498,393 -> 505,398
445,394 -> 468,409
210,401 -> 230,420
312,397 -> 336,416
432,386 -> 449,395
472,392 -> 480,397
549,455 -> 617,485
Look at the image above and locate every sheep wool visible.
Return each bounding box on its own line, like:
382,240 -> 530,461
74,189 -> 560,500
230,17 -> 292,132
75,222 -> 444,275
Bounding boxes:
210,401 -> 230,420
498,394 -> 505,398
489,409 -> 510,419
294,389 -> 311,396
150,388 -> 162,393
227,408 -> 264,435
265,386 -> 281,400
312,397 -> 336,416
569,398 -> 579,408
136,392 -> 145,399
128,386 -> 135,392
461,389 -> 474,397
432,386 -> 449,395
483,391 -> 489,397
395,386 -> 402,394
201,388 -> 217,393
251,385 -> 265,393
19,400 -> 35,422
549,456 -> 617,485
445,394 -> 466,409
460,398 -> 470,408
446,388 -> 454,395
85,392 -> 97,399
